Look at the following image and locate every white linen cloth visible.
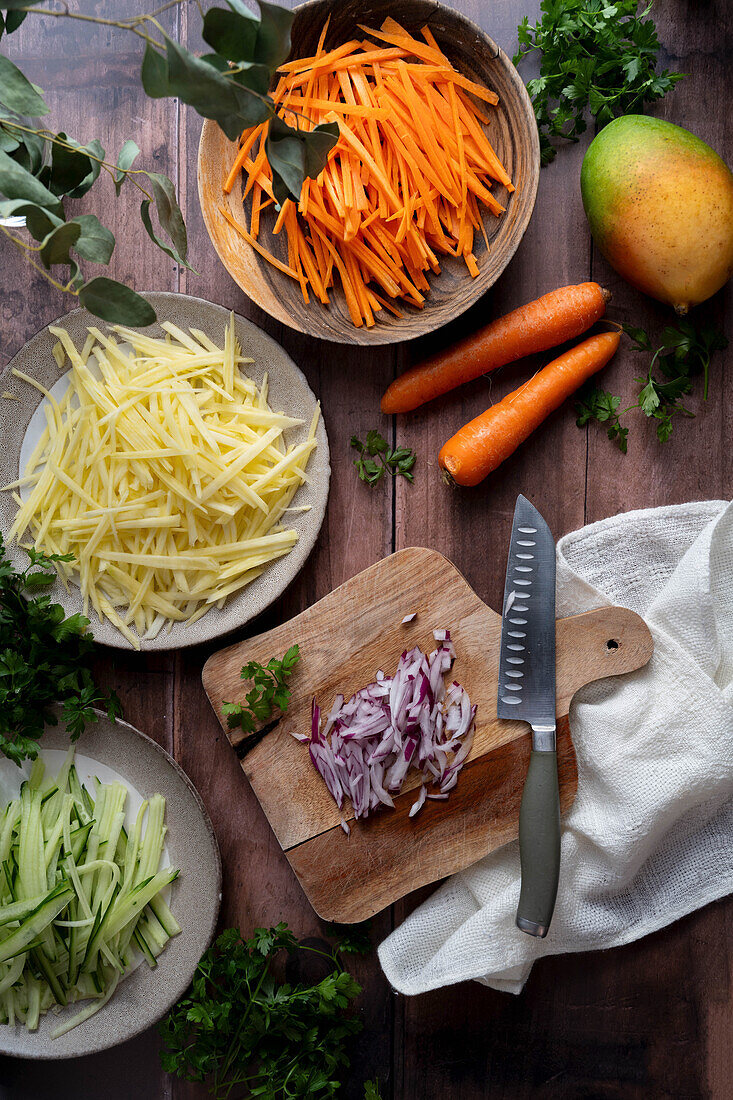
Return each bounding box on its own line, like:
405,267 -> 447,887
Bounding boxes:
379,500 -> 733,995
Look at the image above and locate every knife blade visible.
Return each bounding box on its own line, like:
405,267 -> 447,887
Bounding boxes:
498,494 -> 560,938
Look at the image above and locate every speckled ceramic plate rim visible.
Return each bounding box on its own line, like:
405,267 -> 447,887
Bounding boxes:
0,291 -> 331,650
0,708 -> 222,1060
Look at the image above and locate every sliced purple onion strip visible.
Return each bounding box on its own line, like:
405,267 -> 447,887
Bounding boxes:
293,628 -> 476,830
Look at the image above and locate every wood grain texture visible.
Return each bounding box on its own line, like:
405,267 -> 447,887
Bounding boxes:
197,0 -> 540,344
202,546 -> 652,921
0,0 -> 731,1097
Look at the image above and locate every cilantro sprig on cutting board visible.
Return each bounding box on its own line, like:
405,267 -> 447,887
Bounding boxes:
0,535 -> 121,764
514,1 -> 683,165
159,922 -> 380,1099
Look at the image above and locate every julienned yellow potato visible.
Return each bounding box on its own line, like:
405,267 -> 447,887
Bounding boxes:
3,316 -> 318,648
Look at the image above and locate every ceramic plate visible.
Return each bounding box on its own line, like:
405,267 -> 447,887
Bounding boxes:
0,292 -> 331,650
0,711 -> 221,1059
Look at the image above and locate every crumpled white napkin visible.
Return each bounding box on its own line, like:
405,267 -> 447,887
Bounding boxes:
379,499 -> 733,995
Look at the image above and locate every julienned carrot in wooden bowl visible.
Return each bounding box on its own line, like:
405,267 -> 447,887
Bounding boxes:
197,0 -> 540,346
439,330 -> 621,487
381,282 -> 611,413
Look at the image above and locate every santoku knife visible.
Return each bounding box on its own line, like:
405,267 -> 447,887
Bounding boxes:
497,494 -> 560,938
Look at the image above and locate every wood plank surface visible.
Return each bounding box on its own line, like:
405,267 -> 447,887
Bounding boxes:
0,1 -> 731,1099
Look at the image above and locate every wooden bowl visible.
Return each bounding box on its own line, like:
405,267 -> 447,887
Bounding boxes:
197,0 -> 540,345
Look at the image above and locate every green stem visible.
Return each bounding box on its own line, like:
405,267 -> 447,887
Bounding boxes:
0,225 -> 70,293
16,4 -> 166,48
215,963 -> 271,1091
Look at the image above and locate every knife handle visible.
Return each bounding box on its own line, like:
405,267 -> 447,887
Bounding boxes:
516,749 -> 561,938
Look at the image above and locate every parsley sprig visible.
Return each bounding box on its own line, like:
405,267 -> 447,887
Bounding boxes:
222,645 -> 301,736
575,320 -> 728,450
159,922 -> 376,1099
514,1 -> 684,165
351,431 -> 416,486
0,534 -> 121,765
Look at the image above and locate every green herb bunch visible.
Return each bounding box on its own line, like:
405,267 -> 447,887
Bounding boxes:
575,319 -> 728,450
351,431 -> 417,486
0,1 -> 337,324
0,534 -> 121,765
514,1 -> 683,165
223,644 -> 301,735
159,922 -> 371,1099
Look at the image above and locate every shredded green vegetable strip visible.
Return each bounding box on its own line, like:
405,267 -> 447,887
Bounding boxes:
0,748 -> 180,1036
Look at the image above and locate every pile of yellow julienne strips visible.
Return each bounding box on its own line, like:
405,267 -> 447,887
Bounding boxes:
3,317 -> 318,648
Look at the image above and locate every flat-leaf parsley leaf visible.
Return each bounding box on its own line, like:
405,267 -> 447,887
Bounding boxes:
0,534 -> 121,764
222,645 -> 301,736
351,431 -> 416,486
514,2 -> 684,165
575,320 -> 727,449
159,922 -> 372,1099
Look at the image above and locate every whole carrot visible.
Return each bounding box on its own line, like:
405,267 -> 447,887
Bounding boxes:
439,331 -> 621,486
381,283 -> 611,414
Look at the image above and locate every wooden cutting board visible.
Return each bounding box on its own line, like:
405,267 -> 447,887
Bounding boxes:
202,547 -> 653,923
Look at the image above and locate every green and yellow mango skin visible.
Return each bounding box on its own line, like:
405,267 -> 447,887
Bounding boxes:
581,115 -> 733,313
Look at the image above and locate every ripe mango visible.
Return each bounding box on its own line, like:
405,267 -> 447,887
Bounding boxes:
581,115 -> 733,313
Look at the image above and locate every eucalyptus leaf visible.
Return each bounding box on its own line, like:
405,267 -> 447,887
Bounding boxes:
0,148 -> 62,213
163,36 -> 271,139
138,169 -> 191,268
149,172 -> 187,255
228,60 -> 272,96
113,139 -> 140,195
0,127 -> 19,153
202,7 -> 257,62
265,117 -> 338,205
140,200 -> 187,267
70,214 -> 115,264
0,198 -> 62,240
9,127 -> 45,176
303,121 -> 339,178
48,134 -> 103,198
255,0 -> 293,70
0,55 -> 49,117
265,116 -> 305,206
4,9 -> 26,32
141,44 -> 170,99
224,0 -> 258,18
78,277 -> 156,327
39,220 -> 81,268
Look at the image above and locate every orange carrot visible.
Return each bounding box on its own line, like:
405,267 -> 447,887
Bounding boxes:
381,283 -> 611,414
222,18 -> 514,328
439,331 -> 621,486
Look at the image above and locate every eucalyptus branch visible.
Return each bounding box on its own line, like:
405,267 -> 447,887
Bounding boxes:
0,0 -> 339,324
17,5 -> 164,48
1,121 -> 158,201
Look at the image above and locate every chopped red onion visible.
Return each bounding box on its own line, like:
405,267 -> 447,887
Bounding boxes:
293,630 -> 476,829
401,613 -> 417,624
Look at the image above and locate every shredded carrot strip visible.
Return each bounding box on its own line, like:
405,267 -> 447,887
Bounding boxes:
223,18 -> 514,328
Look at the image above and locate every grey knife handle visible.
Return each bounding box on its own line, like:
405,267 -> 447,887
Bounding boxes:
516,749 -> 561,938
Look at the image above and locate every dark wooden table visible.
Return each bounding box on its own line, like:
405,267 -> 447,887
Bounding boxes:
1,2 -> 731,1097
